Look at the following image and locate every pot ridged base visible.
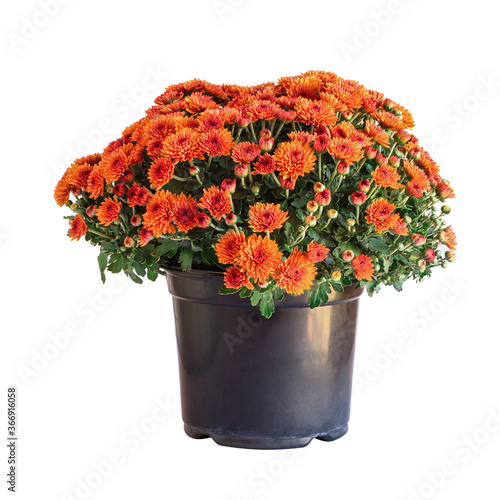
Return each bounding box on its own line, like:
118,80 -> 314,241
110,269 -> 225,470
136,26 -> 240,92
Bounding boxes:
167,269 -> 363,450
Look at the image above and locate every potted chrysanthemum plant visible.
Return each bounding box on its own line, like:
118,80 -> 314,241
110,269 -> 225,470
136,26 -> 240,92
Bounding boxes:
54,71 -> 456,449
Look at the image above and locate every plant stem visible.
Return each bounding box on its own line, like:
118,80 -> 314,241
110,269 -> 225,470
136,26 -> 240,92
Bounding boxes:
273,121 -> 285,140
172,174 -> 189,182
318,152 -> 323,181
87,228 -> 112,240
249,122 -> 257,142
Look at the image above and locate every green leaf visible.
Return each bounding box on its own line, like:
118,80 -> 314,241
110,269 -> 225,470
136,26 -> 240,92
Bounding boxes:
239,287 -> 252,298
127,261 -> 143,284
179,247 -> 193,271
152,240 -> 179,257
259,290 -> 275,318
392,279 -> 403,292
308,281 -> 331,309
147,267 -> 159,281
219,286 -> 239,295
202,245 -> 219,266
250,291 -> 262,307
365,280 -> 378,296
133,260 -> 146,277
367,237 -> 391,255
331,281 -> 344,293
97,252 -> 107,273
108,254 -> 125,273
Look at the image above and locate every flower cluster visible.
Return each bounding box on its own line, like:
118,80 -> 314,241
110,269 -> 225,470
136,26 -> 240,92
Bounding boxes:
55,70 -> 456,317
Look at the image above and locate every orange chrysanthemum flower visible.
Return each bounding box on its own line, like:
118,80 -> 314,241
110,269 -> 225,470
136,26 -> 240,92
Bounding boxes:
404,160 -> 430,192
365,198 -> 399,233
306,241 -> 329,263
162,128 -> 204,163
69,163 -> 94,189
287,131 -> 314,144
406,180 -> 424,198
198,186 -> 232,220
372,109 -> 406,130
249,100 -> 279,121
352,254 -> 374,281
54,170 -> 72,206
436,179 -> 455,199
100,143 -> 134,183
196,109 -> 226,132
236,234 -> 283,284
68,214 -> 87,241
148,157 -> 175,190
274,139 -> 316,181
440,226 -> 457,251
252,154 -> 276,175
215,230 -> 246,265
231,141 -> 261,164
248,203 -> 288,233
185,92 -> 218,114
142,190 -> 176,238
224,266 -> 253,290
172,193 -> 199,232
294,98 -> 338,126
138,228 -> 154,247
86,166 -> 105,200
199,128 -> 234,157
276,247 -> 317,295
371,164 -> 404,189
96,197 -> 122,226
365,120 -> 390,148
326,137 -> 364,165
391,215 -> 409,236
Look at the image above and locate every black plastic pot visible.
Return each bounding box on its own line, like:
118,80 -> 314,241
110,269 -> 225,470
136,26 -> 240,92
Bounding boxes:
166,269 -> 363,450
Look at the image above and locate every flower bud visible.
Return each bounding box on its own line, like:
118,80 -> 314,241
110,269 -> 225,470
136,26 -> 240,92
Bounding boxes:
259,129 -> 274,152
364,146 -> 377,160
350,191 -> 367,206
383,98 -> 395,111
425,248 -> 435,262
411,233 -> 426,246
221,178 -> 237,194
106,186 -> 114,193
305,215 -> 317,226
113,183 -> 127,196
331,270 -> 342,281
86,205 -> 96,217
375,152 -> 387,166
313,134 -> 329,152
388,155 -> 400,167
235,163 -> 249,178
189,164 -> 200,176
236,113 -> 251,127
418,259 -> 426,271
225,213 -> 237,225
306,200 -> 319,213
124,236 -> 134,248
130,214 -> 142,226
357,178 -> 370,192
441,205 -> 451,214
395,129 -> 411,144
314,189 -> 331,206
280,176 -> 295,190
251,185 -> 260,196
346,218 -> 356,227
314,182 -> 326,193
196,212 -> 211,228
404,216 -> 412,224
397,242 -> 405,251
342,250 -> 354,262
441,261 -> 448,268
327,209 -> 338,219
337,161 -> 350,175
445,250 -> 455,262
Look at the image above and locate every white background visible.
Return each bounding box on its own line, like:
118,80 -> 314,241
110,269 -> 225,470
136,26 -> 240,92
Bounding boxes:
2,1 -> 499,499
